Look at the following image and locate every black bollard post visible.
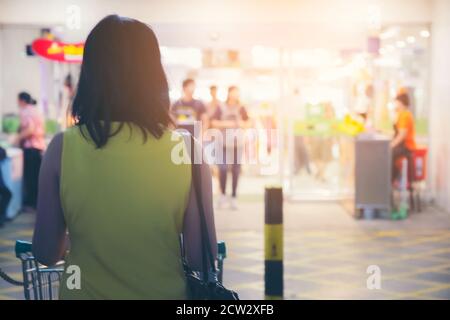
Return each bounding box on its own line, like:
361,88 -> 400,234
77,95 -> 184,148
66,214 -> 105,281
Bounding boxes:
264,186 -> 283,300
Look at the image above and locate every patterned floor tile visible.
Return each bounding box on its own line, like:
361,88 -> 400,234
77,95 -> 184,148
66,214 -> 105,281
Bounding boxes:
380,278 -> 433,294
427,287 -> 450,299
413,272 -> 450,284
1,205 -> 450,300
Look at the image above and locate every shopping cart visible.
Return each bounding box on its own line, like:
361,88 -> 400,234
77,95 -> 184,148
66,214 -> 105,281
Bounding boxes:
12,240 -> 64,300
1,240 -> 227,300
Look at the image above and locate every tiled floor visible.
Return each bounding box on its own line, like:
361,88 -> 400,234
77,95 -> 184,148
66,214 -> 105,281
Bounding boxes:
0,213 -> 35,300
220,229 -> 450,299
1,199 -> 450,300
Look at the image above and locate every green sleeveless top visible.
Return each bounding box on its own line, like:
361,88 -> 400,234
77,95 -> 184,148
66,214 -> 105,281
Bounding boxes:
59,123 -> 191,299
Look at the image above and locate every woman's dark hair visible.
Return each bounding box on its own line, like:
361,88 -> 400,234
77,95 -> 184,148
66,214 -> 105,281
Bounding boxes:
395,93 -> 410,107
72,15 -> 173,148
18,92 -> 36,105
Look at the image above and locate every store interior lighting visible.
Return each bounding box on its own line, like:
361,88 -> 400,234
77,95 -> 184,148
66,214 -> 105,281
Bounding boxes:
420,29 -> 430,38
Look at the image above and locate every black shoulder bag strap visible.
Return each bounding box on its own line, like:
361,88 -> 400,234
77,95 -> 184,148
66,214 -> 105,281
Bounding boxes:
190,135 -> 216,282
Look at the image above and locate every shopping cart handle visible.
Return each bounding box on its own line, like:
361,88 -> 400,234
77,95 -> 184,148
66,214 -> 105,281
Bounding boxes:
15,239 -> 227,259
217,241 -> 226,259
15,240 -> 32,258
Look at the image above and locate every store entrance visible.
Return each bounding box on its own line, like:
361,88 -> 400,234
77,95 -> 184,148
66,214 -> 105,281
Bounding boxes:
286,101 -> 355,201
162,45 -> 359,201
280,49 -> 358,201
156,22 -> 430,202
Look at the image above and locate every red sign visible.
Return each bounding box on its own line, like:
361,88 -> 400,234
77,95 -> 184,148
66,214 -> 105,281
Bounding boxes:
32,38 -> 84,63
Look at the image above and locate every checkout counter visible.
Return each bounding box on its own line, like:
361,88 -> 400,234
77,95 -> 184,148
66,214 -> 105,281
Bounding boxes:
334,115 -> 394,219
354,134 -> 392,219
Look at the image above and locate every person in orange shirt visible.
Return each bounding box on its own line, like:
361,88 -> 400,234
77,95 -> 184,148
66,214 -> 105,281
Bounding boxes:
390,93 -> 416,182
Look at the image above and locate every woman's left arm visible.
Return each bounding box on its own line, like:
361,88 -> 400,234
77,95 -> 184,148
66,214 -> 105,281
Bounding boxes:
32,133 -> 68,266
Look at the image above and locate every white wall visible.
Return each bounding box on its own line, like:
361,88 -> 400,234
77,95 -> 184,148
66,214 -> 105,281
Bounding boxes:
0,25 -> 44,115
429,0 -> 450,211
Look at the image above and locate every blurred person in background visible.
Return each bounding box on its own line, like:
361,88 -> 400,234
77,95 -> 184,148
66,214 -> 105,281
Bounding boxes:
0,146 -> 12,227
391,93 -> 416,183
16,92 -> 45,211
63,73 -> 75,100
308,102 -> 335,183
171,78 -> 208,135
204,85 -> 222,175
211,86 -> 250,210
206,85 -> 222,117
32,15 -> 216,299
63,73 -> 76,128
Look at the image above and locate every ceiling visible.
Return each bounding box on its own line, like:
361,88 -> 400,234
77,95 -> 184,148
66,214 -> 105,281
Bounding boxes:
0,0 -> 433,50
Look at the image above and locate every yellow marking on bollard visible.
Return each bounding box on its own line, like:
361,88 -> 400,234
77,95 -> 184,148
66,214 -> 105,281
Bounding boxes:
265,224 -> 283,261
265,295 -> 282,300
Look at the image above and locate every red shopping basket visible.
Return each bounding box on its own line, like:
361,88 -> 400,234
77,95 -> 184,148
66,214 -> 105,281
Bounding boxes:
411,146 -> 427,182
